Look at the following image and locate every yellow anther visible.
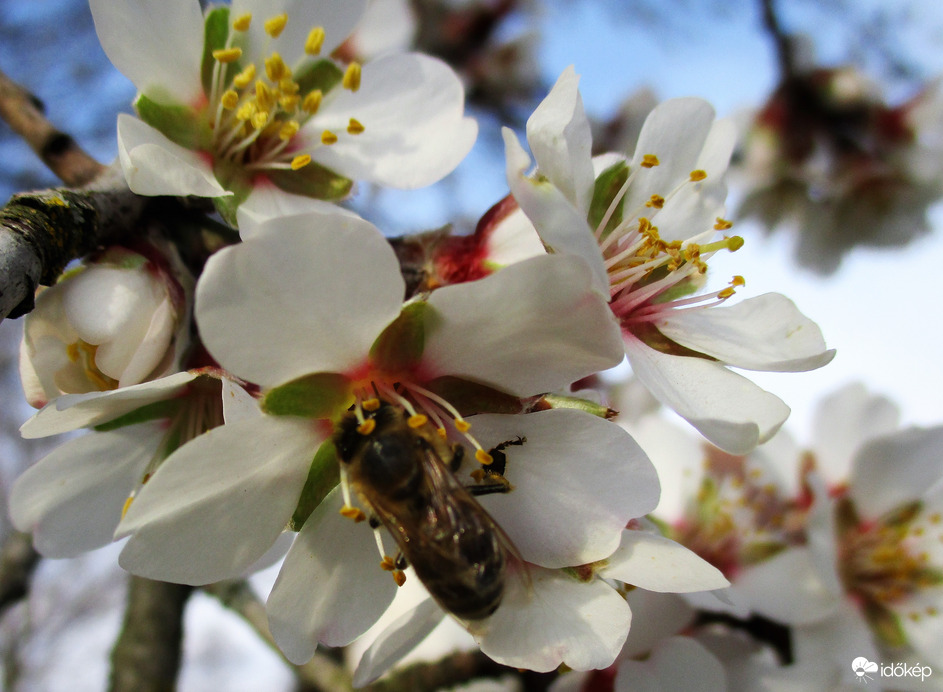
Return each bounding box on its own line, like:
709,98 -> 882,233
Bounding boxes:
265,52 -> 290,82
393,570 -> 407,587
730,275 -> 745,287
347,118 -> 365,135
321,130 -> 338,145
279,120 -> 300,140
279,78 -> 300,95
727,235 -> 744,251
290,154 -> 312,170
689,169 -> 707,181
340,505 -> 366,522
380,555 -> 396,571
251,111 -> 269,130
121,495 -> 134,519
213,47 -> 243,63
455,419 -> 471,433
357,419 -> 376,435
641,154 -> 660,168
236,101 -> 257,121
233,64 -> 256,89
232,13 -> 252,31
718,287 -> 735,299
343,62 -> 362,92
362,398 -> 381,411
714,217 -> 733,230
255,80 -> 274,110
306,26 -> 326,55
279,94 -> 300,112
436,427 -> 447,439
220,90 -> 240,109
407,414 -> 428,428
302,90 -> 323,114
470,468 -> 486,482
264,13 -> 288,38
645,194 -> 665,209
476,449 -> 494,465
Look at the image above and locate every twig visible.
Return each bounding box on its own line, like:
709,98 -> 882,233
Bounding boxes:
760,0 -> 798,80
108,576 -> 192,692
0,68 -> 104,187
0,531 -> 39,616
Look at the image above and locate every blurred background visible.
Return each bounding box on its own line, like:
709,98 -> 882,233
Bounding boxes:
1,0 -> 943,688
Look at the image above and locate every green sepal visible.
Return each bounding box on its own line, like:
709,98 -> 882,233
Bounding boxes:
588,160 -> 629,240
863,601 -> 908,649
288,440 -> 340,531
261,372 -> 353,419
424,376 -> 524,416
135,94 -> 209,150
93,399 -> 183,432
295,59 -> 343,96
632,321 -> 715,360
267,161 -> 353,202
741,541 -> 788,566
369,301 -> 427,373
201,7 -> 231,96
540,393 -> 615,419
211,159 -> 254,226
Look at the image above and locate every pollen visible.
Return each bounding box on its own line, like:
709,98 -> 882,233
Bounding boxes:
731,275 -> 746,287
232,13 -> 252,31
232,64 -> 256,89
278,121 -> 299,140
250,111 -> 269,130
727,235 -> 745,251
306,26 -> 326,55
641,154 -> 660,168
379,555 -> 396,571
347,118 -> 365,135
393,570 -> 407,587
717,286 -> 736,299
121,495 -> 134,519
213,47 -> 243,63
454,419 -> 471,433
321,130 -> 338,145
220,90 -> 240,109
689,169 -> 707,182
264,13 -> 288,38
362,398 -> 381,412
302,90 -> 323,115
476,449 -> 494,465
407,414 -> 428,428
714,217 -> 733,230
290,154 -> 311,170
645,194 -> 664,208
343,62 -> 362,92
340,505 -> 367,522
357,419 -> 376,435
265,53 -> 290,82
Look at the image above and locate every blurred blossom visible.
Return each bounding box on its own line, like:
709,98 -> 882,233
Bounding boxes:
736,65 -> 943,274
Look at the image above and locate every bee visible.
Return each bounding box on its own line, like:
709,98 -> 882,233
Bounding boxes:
333,399 -> 518,621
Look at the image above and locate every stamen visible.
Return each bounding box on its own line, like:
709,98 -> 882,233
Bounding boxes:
714,217 -> 733,230
340,505 -> 366,522
342,62 -> 362,91
233,64 -> 257,89
232,13 -> 252,32
362,398 -> 381,412
393,571 -> 407,587
689,169 -> 707,182
640,154 -> 660,168
347,118 -> 365,135
476,449 -> 494,465
265,53 -> 290,82
290,154 -> 311,170
321,130 -> 338,145
357,418 -> 376,435
278,121 -> 300,140
264,13 -> 288,38
408,414 -> 429,428
220,90 -> 240,109
645,194 -> 664,209
213,47 -> 243,63
121,495 -> 134,519
305,27 -> 326,55
302,90 -> 323,115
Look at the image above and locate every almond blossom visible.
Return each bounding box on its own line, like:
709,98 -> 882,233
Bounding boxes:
92,0 -> 477,224
501,67 -> 835,454
111,212 -> 660,670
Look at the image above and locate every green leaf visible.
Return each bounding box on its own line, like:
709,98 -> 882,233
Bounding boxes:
288,440 -> 340,531
261,373 -> 352,418
93,399 -> 183,432
588,160 -> 629,239
135,94 -> 207,150
295,59 -> 343,96
267,161 -> 353,201
201,7 -> 231,95
424,376 -> 524,416
369,301 -> 427,372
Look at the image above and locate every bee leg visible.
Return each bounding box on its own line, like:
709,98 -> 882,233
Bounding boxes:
448,443 -> 464,472
371,525 -> 406,586
393,552 -> 408,571
487,436 -> 526,477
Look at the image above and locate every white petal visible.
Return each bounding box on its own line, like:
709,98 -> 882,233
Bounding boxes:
347,0 -> 417,59
734,547 -> 841,626
231,0 -> 367,65
482,205 -> 547,268
791,607 -> 878,672
10,423 -> 164,557
237,186 -> 361,238
117,115 -> 229,197
620,590 -> 696,659
267,489 -> 398,664
469,410 -> 659,567
117,416 -> 322,584
473,566 -> 630,672
310,53 -> 476,188
897,590 -> 943,668
601,531 -> 729,593
526,66 -> 595,214
850,426 -> 943,519
196,218 -> 403,387
615,637 -> 727,692
221,377 -> 261,424
502,128 -> 610,295
90,0 -> 204,105
20,371 -> 199,438
422,254 -> 623,397
353,597 -> 445,686
658,293 -> 835,372
625,338 -> 789,454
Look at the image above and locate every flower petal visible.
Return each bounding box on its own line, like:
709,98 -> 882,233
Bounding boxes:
196,218 -> 404,387
473,566 -> 630,672
658,293 -> 835,372
310,53 -> 476,188
600,530 -> 729,593
90,0 -> 204,105
526,66 -> 595,214
267,489 -> 398,664
117,115 -> 229,197
615,637 -> 727,692
117,416 -> 322,584
237,186 -> 361,238
502,128 -> 609,295
10,423 -> 164,557
470,410 -> 659,567
625,338 -> 790,454
422,254 -> 623,397
20,371 -> 199,438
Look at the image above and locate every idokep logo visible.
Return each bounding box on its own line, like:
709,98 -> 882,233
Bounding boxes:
852,657 -> 933,684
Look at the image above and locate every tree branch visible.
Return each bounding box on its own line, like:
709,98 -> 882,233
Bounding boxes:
0,531 -> 39,616
760,0 -> 798,79
109,576 -> 192,692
